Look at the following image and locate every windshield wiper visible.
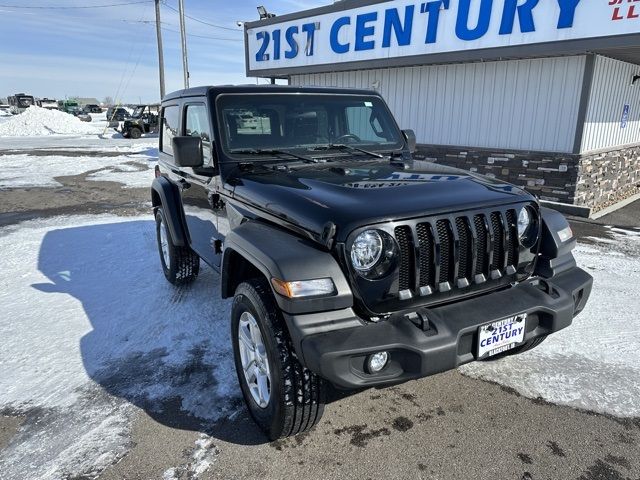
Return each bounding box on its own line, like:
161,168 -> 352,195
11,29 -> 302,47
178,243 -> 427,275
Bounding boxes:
229,148 -> 317,163
308,143 -> 384,159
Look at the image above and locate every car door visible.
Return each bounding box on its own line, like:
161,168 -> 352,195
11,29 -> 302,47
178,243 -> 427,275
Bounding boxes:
179,101 -> 225,270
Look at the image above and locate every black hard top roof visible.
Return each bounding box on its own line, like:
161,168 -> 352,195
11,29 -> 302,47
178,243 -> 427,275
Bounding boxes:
162,84 -> 379,102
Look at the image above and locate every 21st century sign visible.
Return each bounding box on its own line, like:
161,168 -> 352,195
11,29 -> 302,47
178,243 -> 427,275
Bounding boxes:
246,0 -> 638,74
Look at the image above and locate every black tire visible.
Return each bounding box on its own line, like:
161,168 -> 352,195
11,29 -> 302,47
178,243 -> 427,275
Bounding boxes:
231,278 -> 326,440
129,127 -> 142,139
481,335 -> 548,361
155,207 -> 199,285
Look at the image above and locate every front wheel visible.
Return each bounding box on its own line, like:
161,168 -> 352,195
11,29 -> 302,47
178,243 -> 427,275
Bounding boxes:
231,279 -> 326,439
129,127 -> 142,139
155,207 -> 199,285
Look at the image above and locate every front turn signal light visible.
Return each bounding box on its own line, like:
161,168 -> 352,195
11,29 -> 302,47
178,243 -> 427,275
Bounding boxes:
271,278 -> 336,298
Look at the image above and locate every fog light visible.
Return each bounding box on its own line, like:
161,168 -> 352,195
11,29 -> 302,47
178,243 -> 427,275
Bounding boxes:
367,351 -> 389,373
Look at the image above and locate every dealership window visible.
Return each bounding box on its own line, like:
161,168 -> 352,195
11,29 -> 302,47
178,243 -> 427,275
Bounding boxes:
161,105 -> 179,155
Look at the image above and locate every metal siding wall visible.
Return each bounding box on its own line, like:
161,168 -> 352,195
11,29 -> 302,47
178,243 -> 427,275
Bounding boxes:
291,56 -> 585,153
581,56 -> 640,153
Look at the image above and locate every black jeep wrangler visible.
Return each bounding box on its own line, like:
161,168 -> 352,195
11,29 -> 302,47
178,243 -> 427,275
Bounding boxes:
151,85 -> 592,439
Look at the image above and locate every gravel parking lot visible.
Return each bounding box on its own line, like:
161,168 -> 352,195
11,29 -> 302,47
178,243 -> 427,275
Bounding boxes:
0,132 -> 638,480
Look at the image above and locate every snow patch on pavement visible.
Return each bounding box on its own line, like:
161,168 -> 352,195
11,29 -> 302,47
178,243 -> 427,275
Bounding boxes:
163,434 -> 219,479
460,230 -> 640,418
85,162 -> 154,188
0,106 -> 102,136
0,215 -> 240,479
0,153 -> 155,189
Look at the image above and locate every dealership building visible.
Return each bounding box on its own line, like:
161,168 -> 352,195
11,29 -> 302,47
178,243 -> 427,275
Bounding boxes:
245,0 -> 640,216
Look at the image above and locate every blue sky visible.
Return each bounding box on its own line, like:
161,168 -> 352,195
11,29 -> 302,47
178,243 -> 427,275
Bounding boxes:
0,0 -> 323,103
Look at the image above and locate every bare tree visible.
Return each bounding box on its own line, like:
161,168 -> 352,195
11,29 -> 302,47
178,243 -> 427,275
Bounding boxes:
103,96 -> 114,106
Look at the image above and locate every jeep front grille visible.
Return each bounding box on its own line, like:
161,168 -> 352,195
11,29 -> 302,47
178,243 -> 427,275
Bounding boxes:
393,207 -> 523,299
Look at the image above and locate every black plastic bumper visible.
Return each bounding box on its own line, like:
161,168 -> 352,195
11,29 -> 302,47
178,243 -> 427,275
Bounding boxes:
283,267 -> 592,389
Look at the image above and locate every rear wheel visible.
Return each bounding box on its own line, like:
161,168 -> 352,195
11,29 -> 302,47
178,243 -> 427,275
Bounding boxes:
155,207 -> 199,285
129,127 -> 142,139
232,278 -> 326,439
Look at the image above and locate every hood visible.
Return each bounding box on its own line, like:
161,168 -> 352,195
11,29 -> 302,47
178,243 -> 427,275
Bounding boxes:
230,159 -> 535,243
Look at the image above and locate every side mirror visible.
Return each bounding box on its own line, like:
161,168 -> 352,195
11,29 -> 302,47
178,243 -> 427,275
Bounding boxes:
172,136 -> 203,168
402,129 -> 417,153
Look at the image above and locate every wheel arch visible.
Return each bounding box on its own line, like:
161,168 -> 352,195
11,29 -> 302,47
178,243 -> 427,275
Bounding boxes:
221,220 -> 353,315
151,176 -> 188,247
221,247 -> 267,299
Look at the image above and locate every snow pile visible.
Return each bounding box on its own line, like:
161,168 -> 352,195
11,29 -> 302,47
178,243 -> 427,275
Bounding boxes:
460,229 -> 640,417
0,105 -> 101,136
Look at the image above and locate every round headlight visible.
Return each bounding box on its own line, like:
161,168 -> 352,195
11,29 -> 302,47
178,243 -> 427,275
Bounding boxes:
517,207 -> 537,247
351,230 -> 383,271
517,207 -> 531,241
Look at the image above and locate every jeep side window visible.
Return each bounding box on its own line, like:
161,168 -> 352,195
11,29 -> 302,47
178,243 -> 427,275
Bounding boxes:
160,105 -> 179,156
184,103 -> 213,167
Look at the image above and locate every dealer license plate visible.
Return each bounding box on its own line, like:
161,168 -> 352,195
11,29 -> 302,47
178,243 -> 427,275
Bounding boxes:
477,313 -> 527,359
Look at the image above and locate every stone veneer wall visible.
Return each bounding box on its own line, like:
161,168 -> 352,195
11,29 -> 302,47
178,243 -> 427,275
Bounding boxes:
575,144 -> 640,210
414,143 -> 640,213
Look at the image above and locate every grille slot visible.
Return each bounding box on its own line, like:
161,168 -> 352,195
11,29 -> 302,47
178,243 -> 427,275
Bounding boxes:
490,212 -> 505,270
455,217 -> 473,281
394,225 -> 413,291
436,219 -> 453,286
505,209 -> 518,268
391,206 -> 528,301
473,214 -> 489,277
416,223 -> 434,289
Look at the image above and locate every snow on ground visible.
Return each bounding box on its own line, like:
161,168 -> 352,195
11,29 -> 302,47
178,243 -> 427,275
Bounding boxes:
0,211 -> 638,478
0,215 -> 240,480
0,152 -> 156,189
460,228 -> 640,418
0,133 -> 157,151
0,134 -> 158,189
85,160 -> 156,188
0,106 -> 103,136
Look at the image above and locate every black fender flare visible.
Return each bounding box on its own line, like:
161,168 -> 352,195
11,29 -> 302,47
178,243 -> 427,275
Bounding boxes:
151,176 -> 188,247
221,220 -> 353,315
536,207 -> 577,278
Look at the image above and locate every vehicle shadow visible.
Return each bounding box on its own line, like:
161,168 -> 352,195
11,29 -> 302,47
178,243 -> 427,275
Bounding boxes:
31,218 -> 270,446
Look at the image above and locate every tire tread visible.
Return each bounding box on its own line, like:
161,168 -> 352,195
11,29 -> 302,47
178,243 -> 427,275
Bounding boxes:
237,279 -> 325,439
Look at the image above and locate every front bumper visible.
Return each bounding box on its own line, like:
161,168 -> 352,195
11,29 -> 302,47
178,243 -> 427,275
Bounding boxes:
283,267 -> 592,389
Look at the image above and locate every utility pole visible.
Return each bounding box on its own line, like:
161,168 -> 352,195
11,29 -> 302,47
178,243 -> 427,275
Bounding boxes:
178,0 -> 190,88
154,0 -> 166,99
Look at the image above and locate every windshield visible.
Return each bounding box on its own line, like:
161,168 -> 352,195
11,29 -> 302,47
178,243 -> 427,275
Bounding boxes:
132,106 -> 145,118
217,94 -> 403,157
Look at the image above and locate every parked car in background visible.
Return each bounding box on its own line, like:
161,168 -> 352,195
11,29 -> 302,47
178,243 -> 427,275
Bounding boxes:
8,93 -> 35,114
106,106 -> 131,125
84,104 -> 102,114
59,99 -> 82,115
37,98 -> 59,110
59,99 -> 92,122
119,104 -> 159,138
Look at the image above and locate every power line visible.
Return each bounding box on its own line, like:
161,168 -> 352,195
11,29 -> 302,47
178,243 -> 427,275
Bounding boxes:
161,1 -> 240,32
0,1 -> 152,9
161,25 -> 241,42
